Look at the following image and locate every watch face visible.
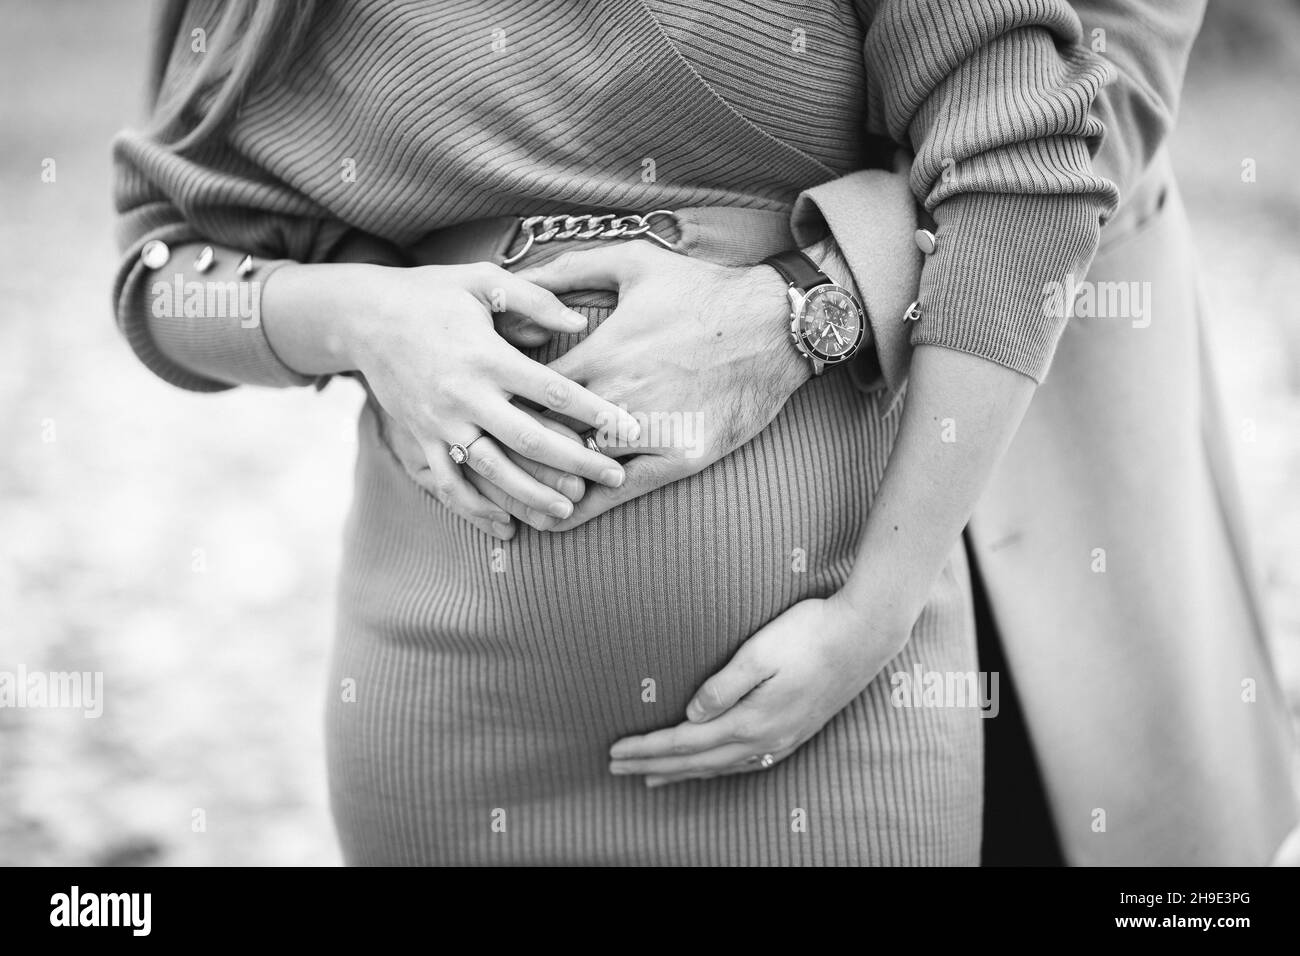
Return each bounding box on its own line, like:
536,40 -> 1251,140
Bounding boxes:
795,286 -> 865,363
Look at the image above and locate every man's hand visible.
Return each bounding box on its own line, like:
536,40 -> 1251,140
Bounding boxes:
515,241 -> 810,531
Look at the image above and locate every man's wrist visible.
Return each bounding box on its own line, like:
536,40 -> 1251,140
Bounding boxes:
746,262 -> 813,392
755,238 -> 865,387
803,237 -> 856,292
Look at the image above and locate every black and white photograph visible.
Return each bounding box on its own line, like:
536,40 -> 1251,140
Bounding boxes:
2,0 -> 1299,913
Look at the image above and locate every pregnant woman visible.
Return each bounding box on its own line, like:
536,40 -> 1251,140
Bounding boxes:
114,0 -> 1122,864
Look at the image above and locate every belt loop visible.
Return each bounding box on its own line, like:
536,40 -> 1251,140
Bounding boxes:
673,208 -> 703,258
489,217 -> 523,266
678,207 -> 795,266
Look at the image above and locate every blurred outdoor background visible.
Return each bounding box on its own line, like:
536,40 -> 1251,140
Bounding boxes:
1,1 -> 1298,866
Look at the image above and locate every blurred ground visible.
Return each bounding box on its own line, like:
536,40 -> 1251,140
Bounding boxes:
0,1 -> 1297,866
1171,3 -> 1300,718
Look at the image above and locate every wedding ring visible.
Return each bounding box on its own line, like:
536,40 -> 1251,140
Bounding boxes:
759,753 -> 775,769
448,435 -> 485,465
582,431 -> 603,455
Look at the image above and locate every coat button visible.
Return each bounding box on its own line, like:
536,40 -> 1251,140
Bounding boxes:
140,239 -> 170,270
914,229 -> 937,254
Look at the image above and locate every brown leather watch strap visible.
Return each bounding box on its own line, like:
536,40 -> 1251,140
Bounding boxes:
761,249 -> 829,292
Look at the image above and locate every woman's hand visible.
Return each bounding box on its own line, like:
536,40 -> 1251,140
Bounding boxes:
514,242 -> 810,530
382,404 -> 592,538
311,262 -> 640,538
607,595 -> 910,786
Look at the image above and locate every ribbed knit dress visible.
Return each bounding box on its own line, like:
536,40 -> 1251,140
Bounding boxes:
112,0 -> 1117,865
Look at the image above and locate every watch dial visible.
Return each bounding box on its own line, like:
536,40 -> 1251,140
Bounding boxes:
797,287 -> 864,362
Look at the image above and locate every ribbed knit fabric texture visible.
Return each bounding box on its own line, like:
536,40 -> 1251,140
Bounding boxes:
108,0 -> 1125,864
112,0 -> 1119,390
329,299 -> 983,865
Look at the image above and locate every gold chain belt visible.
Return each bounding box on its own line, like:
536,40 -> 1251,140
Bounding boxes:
501,209 -> 679,265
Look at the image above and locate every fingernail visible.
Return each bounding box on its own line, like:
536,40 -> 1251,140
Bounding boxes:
548,499 -> 573,519
685,701 -> 703,722
564,309 -> 588,329
491,522 -> 513,538
609,763 -> 629,775
624,418 -> 641,441
600,467 -> 625,488
560,476 -> 584,499
493,511 -> 511,524
645,778 -> 666,789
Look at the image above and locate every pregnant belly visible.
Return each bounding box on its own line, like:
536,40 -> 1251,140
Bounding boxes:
341,379 -> 894,743
336,300 -> 898,743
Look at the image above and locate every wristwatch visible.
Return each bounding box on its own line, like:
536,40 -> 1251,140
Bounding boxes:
761,250 -> 866,376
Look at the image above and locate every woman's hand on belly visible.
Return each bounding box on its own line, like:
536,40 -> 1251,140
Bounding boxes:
515,242 -> 810,530
382,401 -> 594,534
606,594 -> 905,786
275,261 -> 642,537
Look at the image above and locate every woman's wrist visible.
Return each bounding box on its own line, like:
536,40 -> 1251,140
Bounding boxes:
817,589 -> 913,690
829,567 -> 927,640
262,261 -> 382,376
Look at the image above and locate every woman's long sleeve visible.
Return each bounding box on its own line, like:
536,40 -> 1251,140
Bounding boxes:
860,0 -> 1121,384
797,0 -> 1202,390
111,131 -> 349,392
